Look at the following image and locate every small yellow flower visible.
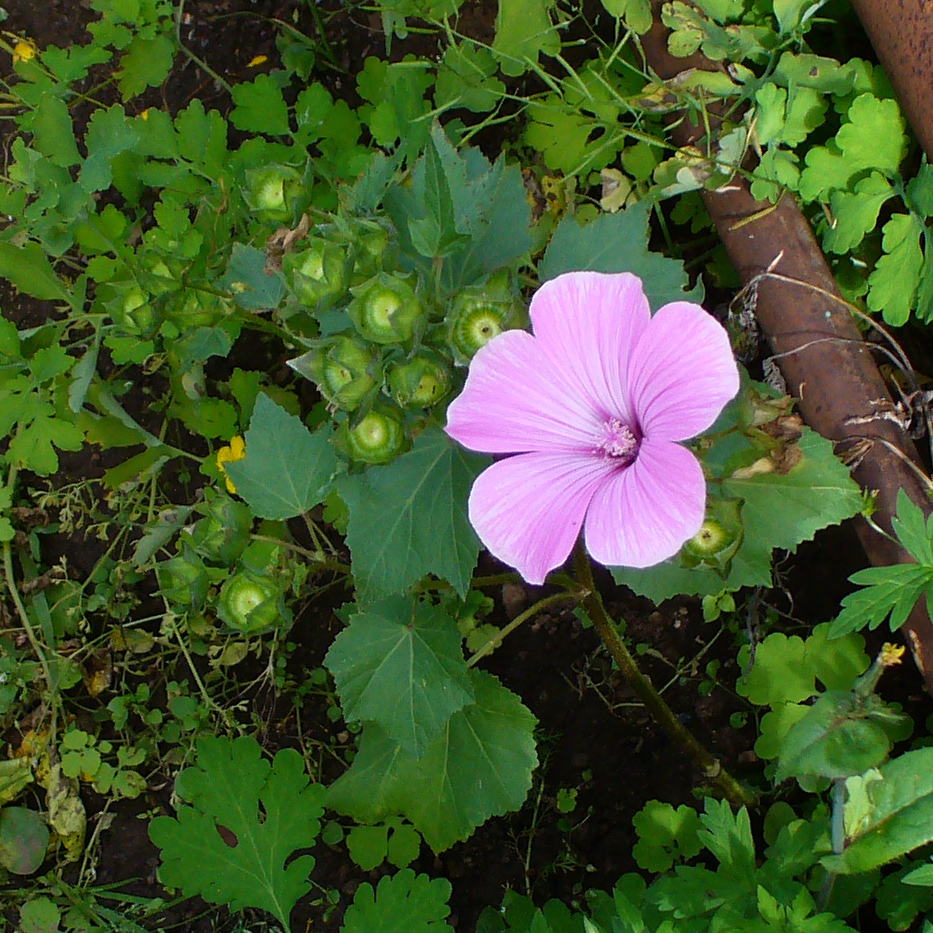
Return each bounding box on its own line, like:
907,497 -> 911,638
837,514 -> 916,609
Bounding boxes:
12,39 -> 37,64
247,54 -> 268,68
140,108 -> 151,121
880,643 -> 906,668
216,435 -> 246,494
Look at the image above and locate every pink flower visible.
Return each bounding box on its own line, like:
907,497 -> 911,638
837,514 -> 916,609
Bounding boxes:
445,271 -> 740,585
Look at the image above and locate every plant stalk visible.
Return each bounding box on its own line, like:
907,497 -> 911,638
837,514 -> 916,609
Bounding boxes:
573,543 -> 757,809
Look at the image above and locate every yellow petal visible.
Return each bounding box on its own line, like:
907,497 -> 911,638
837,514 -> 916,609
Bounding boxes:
247,54 -> 268,68
12,39 -> 37,63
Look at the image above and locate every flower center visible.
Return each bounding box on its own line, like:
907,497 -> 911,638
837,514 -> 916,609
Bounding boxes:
595,418 -> 639,463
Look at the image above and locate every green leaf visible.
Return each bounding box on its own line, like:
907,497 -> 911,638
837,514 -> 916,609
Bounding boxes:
492,0 -> 561,77
149,736 -> 325,928
341,870 -> 453,933
327,671 -> 537,851
0,243 -> 74,306
799,94 -> 906,201
540,201 -> 703,308
598,0 -> 652,32
773,0 -> 815,33
698,798 -> 756,879
221,243 -> 287,311
230,73 -> 291,136
867,213 -> 924,326
80,104 -> 140,193
0,807 -> 49,875
31,94 -> 82,167
338,428 -> 488,603
116,33 -> 175,98
175,100 -> 229,177
325,596 -> 475,756
824,748 -> 933,874
224,394 -> 336,520
823,173 -> 893,254
775,691 -> 895,783
8,414 -> 84,476
434,42 -> 505,113
891,488 -> 933,564
828,564 -> 933,638
616,427 -> 863,601
755,84 -> 827,148
632,801 -> 704,873
356,58 -> 433,161
737,626 -> 869,707
408,125 -> 472,259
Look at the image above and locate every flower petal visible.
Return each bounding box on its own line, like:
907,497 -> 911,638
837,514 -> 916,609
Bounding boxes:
445,329 -> 601,454
529,271 -> 651,423
584,438 -> 705,569
626,301 -> 740,441
468,451 -> 613,585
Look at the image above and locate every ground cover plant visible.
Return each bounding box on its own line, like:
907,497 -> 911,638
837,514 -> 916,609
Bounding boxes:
4,0 -> 933,930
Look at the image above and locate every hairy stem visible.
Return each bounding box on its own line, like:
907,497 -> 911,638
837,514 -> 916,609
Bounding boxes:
573,543 -> 757,810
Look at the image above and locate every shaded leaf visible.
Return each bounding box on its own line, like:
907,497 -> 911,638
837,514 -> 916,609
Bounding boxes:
339,428 -> 487,603
327,671 -> 537,851
224,394 -> 337,520
825,748 -> 933,874
539,202 -> 703,308
325,596 -> 475,756
341,869 -> 453,933
149,736 -> 325,927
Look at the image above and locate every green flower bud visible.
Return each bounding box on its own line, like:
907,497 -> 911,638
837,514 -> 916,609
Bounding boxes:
387,355 -> 451,408
217,571 -> 285,633
243,164 -> 306,224
157,551 -> 209,611
448,281 -> 524,361
284,238 -> 346,307
351,223 -> 391,278
188,492 -> 253,566
117,285 -> 155,335
289,336 -> 378,411
348,273 -> 424,345
164,290 -> 232,328
339,409 -> 405,464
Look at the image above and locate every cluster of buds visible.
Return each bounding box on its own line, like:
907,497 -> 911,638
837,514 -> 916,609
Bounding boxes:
157,489 -> 293,635
249,195 -> 528,468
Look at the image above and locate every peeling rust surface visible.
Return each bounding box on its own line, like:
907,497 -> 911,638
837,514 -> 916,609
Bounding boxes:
640,1 -> 933,691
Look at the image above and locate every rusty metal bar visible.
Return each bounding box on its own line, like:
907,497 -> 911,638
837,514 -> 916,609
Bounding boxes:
638,2 -> 933,690
850,0 -> 933,163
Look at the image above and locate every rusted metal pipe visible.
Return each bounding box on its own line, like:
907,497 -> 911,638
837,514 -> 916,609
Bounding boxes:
639,2 -> 933,691
850,0 -> 933,163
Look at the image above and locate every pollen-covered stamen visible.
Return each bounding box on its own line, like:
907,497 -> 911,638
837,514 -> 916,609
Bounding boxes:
595,418 -> 640,462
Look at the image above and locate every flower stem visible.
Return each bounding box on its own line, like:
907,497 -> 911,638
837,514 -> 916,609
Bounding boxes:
572,544 -> 757,810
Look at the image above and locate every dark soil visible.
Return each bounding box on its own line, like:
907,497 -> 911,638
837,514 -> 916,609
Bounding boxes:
1,2 -> 930,932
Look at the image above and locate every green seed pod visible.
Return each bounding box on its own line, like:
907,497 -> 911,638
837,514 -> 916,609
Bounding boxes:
448,280 -> 524,361
289,336 -> 378,411
339,409 -> 406,465
217,571 -> 284,633
156,551 -> 209,612
681,498 -> 743,571
348,273 -> 424,345
386,355 -> 451,408
188,492 -> 253,566
283,238 -> 347,307
243,164 -> 306,224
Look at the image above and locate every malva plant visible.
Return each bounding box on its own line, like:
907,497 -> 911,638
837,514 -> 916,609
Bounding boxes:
445,271 -> 740,584
6,2 -> 933,931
